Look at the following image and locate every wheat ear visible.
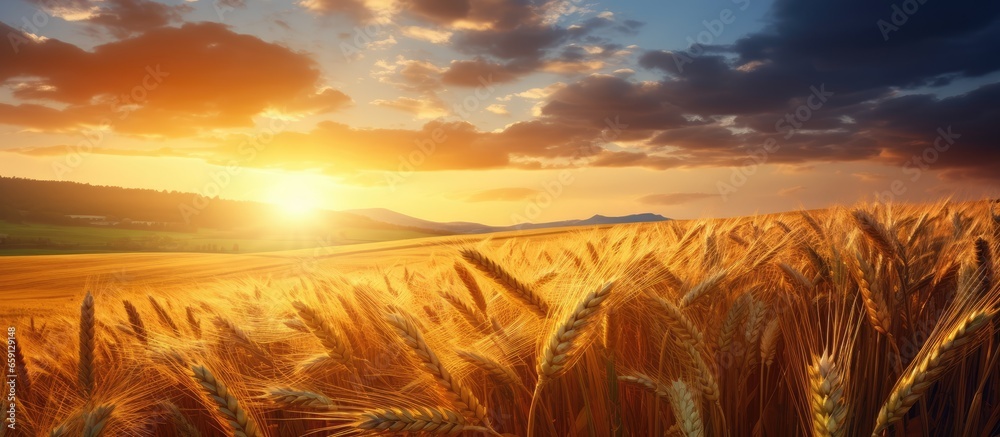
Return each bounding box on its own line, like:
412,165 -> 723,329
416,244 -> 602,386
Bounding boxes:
684,342 -> 719,402
440,292 -> 491,334
667,380 -> 704,437
460,249 -> 549,317
533,271 -> 559,288
537,282 -> 614,383
759,319 -> 780,367
872,310 -> 996,436
385,313 -> 490,425
854,253 -> 891,335
186,306 -> 202,339
355,407 -> 492,435
456,350 -> 521,387
82,404 -> 115,437
809,351 -> 847,437
292,301 -> 352,365
213,316 -> 268,360
529,282 -> 613,436
79,291 -> 95,397
191,365 -> 262,437
454,262 -> 489,315
148,295 -> 180,334
266,387 -> 337,411
718,294 -> 749,355
653,296 -> 704,347
162,402 -> 202,437
851,209 -> 898,259
679,271 -> 725,308
122,300 -> 148,344
618,374 -> 670,399
12,336 -> 31,401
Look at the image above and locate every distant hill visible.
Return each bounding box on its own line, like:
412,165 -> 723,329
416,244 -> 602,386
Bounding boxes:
0,176 -> 669,238
0,176 -> 406,234
345,208 -> 496,234
346,209 -> 670,234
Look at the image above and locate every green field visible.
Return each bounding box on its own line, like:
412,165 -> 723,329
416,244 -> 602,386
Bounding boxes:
0,220 -> 440,255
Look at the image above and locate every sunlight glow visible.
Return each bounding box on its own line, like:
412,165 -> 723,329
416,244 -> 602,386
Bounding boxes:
264,177 -> 324,219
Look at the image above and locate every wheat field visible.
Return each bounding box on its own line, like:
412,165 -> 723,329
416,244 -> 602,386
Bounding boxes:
3,201 -> 1000,436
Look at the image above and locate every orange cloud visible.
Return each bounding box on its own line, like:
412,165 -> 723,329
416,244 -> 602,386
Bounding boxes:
0,22 -> 345,137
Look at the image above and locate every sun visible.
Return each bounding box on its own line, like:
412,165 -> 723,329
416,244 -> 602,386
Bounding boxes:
263,177 -> 324,219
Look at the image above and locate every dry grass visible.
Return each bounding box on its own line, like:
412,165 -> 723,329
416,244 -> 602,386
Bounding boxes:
5,200 -> 1000,436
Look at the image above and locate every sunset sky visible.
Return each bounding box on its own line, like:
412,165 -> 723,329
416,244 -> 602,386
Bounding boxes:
0,0 -> 998,225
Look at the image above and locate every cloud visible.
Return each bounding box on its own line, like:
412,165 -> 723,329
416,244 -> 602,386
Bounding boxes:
401,26 -> 453,43
486,104 -> 509,115
637,192 -> 716,206
371,96 -> 448,118
441,59 -> 525,86
26,0 -> 191,37
0,22 -> 345,137
462,188 -> 540,202
298,0 -> 373,22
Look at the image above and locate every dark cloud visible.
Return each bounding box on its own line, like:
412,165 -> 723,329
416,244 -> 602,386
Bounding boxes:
441,59 -> 525,86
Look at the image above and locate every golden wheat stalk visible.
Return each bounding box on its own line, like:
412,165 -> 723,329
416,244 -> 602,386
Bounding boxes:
385,313 -> 490,425
266,387 -> 337,411
440,292 -> 491,334
212,316 -> 268,361
186,306 -> 202,339
851,209 -> 899,259
528,282 -> 614,436
162,402 -> 202,437
79,291 -> 95,397
744,298 -> 765,344
122,300 -> 148,344
618,374 -> 670,399
853,253 -> 892,336
653,296 -> 704,347
454,262 -> 489,315
456,350 -> 521,387
533,271 -> 559,288
586,241 -> 600,264
191,365 -> 262,437
684,342 -> 719,402
292,301 -> 352,365
283,318 -> 310,333
667,380 -> 704,437
148,295 -> 180,334
759,319 -> 780,367
460,249 -> 549,317
809,351 -> 847,437
799,210 -> 826,240
679,271 -> 725,308
354,407 -> 492,435
537,282 -> 614,383
778,263 -> 814,293
81,404 -> 115,437
718,294 -> 749,355
872,310 -> 996,436
12,337 -> 31,401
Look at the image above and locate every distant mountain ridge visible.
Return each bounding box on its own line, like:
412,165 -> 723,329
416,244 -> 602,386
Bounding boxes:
345,208 -> 670,234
